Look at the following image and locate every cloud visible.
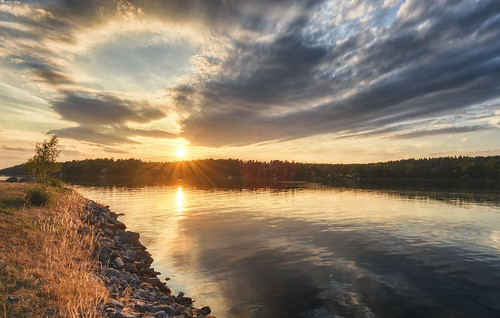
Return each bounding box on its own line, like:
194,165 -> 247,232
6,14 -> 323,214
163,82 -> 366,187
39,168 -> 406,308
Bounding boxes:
174,0 -> 500,146
50,93 -> 177,144
50,123 -> 178,145
52,94 -> 166,126
32,68 -> 74,86
1,145 -> 29,151
387,125 -> 487,139
49,126 -> 139,145
2,0 -> 500,150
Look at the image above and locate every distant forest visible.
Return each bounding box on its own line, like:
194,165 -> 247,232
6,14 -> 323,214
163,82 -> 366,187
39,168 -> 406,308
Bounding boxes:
2,156 -> 500,181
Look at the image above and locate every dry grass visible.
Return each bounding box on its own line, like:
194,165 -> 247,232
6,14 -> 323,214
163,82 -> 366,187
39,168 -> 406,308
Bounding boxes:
0,182 -> 108,317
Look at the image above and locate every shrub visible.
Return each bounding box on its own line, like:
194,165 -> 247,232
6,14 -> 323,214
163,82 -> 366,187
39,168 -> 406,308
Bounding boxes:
26,186 -> 51,206
36,177 -> 65,189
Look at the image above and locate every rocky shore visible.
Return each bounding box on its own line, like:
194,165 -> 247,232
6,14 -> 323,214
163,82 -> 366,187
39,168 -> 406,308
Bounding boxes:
80,199 -> 213,318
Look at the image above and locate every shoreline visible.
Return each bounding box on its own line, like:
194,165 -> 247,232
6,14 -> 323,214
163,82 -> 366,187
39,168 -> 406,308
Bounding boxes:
80,196 -> 214,318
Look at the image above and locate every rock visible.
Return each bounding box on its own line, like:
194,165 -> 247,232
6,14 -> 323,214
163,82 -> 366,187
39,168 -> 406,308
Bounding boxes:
19,176 -> 32,182
98,245 -> 113,264
124,249 -> 136,261
81,199 -> 210,318
153,305 -> 177,315
155,311 -> 166,318
114,256 -> 125,269
199,306 -> 212,315
124,262 -> 139,274
6,295 -> 18,303
156,283 -> 171,294
107,298 -> 125,309
176,292 -> 194,306
138,282 -> 155,290
120,310 -> 141,318
5,177 -> 18,182
120,231 -> 140,245
132,299 -> 152,313
104,307 -> 122,318
104,268 -> 129,281
137,251 -> 154,265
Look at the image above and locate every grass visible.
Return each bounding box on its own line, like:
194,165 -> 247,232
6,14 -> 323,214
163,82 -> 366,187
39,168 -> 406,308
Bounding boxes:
0,182 -> 108,317
25,186 -> 51,207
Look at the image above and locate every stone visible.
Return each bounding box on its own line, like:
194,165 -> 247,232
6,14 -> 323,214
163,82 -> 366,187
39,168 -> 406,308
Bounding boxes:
98,245 -> 113,264
155,311 -> 166,318
107,299 -> 125,309
19,176 -> 32,182
120,310 -> 141,318
124,249 -> 137,261
132,299 -> 152,313
112,219 -> 127,229
5,177 -> 18,182
104,307 -> 122,317
120,231 -> 140,245
114,256 -> 125,269
6,295 -> 18,303
139,282 -> 154,290
156,282 -> 171,294
153,305 -> 177,315
124,262 -> 139,274
176,292 -> 194,306
199,306 -> 212,315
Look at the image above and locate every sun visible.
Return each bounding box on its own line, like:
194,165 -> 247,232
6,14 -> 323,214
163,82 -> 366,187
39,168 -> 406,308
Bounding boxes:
175,148 -> 187,158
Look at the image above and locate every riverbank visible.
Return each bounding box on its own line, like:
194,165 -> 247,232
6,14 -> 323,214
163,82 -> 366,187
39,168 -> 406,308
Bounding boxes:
0,182 -> 213,317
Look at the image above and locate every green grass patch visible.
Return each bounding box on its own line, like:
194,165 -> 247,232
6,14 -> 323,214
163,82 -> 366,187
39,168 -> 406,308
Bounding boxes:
35,177 -> 65,189
0,197 -> 26,215
25,187 -> 50,207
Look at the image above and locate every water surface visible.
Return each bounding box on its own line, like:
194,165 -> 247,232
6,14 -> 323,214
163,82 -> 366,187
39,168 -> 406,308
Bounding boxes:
72,184 -> 500,318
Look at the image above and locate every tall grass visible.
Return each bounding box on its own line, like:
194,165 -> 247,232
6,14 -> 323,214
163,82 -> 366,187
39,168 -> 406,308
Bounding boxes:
0,185 -> 108,317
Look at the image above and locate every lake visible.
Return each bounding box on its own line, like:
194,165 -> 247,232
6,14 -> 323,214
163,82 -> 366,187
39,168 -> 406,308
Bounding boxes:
71,183 -> 500,318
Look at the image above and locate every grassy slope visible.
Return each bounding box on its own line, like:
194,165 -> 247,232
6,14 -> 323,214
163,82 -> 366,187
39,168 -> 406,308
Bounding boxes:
0,182 -> 108,318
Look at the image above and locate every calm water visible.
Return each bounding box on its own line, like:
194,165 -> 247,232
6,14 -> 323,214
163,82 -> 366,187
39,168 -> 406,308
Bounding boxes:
72,184 -> 500,318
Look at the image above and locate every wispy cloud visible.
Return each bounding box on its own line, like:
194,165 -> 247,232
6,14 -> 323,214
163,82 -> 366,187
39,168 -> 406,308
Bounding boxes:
1,145 -> 29,152
387,126 -> 488,139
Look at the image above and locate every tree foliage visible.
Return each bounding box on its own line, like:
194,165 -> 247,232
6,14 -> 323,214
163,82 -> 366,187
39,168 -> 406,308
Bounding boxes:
23,135 -> 61,177
56,156 -> 500,182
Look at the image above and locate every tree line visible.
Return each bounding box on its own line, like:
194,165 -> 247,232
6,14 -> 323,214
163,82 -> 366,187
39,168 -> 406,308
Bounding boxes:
0,135 -> 499,182
27,155 -> 500,181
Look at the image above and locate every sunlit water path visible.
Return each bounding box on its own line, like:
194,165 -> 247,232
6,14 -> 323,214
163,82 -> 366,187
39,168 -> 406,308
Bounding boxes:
72,185 -> 500,318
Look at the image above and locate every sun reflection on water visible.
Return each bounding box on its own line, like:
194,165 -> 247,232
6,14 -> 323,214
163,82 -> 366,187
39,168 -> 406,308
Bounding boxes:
176,186 -> 184,212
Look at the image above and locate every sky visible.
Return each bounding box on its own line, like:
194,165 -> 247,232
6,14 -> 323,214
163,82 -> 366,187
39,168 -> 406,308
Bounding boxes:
1,0 -> 500,168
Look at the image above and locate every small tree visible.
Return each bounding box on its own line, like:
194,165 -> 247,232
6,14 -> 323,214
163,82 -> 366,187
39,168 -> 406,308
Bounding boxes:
23,135 -> 61,177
